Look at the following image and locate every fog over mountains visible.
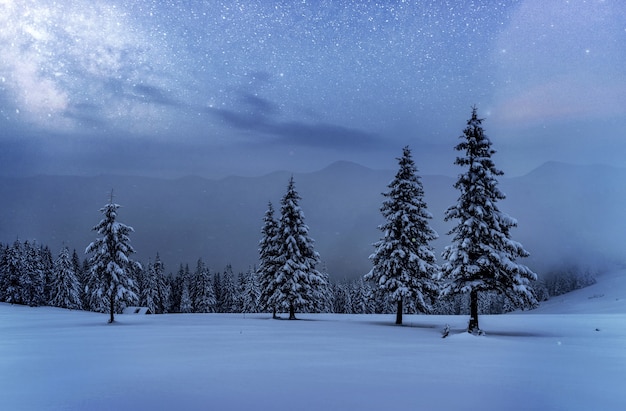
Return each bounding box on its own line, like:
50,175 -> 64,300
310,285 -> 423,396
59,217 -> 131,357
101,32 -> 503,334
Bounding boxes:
0,161 -> 623,280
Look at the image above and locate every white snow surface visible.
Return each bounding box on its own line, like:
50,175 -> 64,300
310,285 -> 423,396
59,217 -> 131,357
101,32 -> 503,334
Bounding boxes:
3,270 -> 626,411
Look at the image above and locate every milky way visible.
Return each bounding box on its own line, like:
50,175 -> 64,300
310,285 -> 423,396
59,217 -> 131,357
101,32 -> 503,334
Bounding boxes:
0,0 -> 624,177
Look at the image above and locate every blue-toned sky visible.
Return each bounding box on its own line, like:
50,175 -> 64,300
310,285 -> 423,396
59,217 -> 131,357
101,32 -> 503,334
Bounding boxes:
1,0 -> 624,178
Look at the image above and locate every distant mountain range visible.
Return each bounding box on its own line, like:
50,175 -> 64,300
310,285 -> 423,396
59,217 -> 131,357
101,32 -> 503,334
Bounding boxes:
0,161 -> 623,280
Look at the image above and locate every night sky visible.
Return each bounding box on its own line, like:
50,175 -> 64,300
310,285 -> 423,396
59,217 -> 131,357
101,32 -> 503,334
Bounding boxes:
1,0 -> 625,178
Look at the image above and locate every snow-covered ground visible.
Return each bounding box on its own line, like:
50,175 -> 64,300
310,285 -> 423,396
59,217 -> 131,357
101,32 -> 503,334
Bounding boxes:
2,270 -> 626,411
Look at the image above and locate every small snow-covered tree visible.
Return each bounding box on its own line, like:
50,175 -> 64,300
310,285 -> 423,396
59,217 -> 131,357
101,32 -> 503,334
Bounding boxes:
50,246 -> 82,310
179,264 -> 193,313
441,107 -> 537,334
351,277 -> 375,314
192,259 -> 216,313
258,201 -> 281,317
140,259 -> 161,314
85,195 -> 141,323
152,254 -> 171,313
241,266 -> 261,314
169,265 -> 185,313
219,264 -> 237,313
365,146 -> 439,325
275,177 -> 327,319
331,281 -> 352,314
0,241 -> 23,304
20,241 -> 46,307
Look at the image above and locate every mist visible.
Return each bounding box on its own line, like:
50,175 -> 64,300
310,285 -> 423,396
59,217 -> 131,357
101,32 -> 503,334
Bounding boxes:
0,161 -> 622,280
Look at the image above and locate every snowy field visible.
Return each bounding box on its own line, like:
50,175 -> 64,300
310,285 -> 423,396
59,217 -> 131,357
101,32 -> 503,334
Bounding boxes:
2,270 -> 626,411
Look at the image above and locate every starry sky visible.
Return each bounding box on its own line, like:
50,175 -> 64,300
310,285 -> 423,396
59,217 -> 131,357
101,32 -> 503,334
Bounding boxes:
1,0 -> 625,178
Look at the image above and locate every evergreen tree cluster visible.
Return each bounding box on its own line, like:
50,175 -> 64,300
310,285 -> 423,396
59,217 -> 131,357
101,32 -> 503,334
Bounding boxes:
2,108 -> 590,331
364,107 -> 538,331
0,237 -> 552,316
257,177 -> 331,319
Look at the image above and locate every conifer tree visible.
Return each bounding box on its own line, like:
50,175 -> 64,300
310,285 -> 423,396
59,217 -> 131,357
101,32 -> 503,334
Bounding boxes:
275,177 -> 327,319
85,195 -> 140,323
140,258 -> 161,314
152,253 -> 171,313
220,264 -> 237,313
241,266 -> 261,314
257,202 -> 281,317
21,241 -> 46,307
0,244 -> 7,301
351,277 -> 375,314
212,271 -> 222,312
0,241 -> 23,304
40,245 -> 54,305
50,246 -> 82,310
441,107 -> 537,334
192,259 -> 216,313
365,146 -> 439,325
169,265 -> 185,313
179,264 -> 193,313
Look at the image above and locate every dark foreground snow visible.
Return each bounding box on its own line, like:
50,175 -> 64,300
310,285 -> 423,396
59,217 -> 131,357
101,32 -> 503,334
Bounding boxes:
2,270 -> 626,411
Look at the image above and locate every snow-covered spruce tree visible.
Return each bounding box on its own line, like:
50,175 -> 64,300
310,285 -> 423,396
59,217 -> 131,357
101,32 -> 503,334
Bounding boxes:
85,196 -> 141,323
50,246 -> 82,310
179,264 -> 193,313
219,264 -> 237,313
192,259 -> 216,313
0,244 -> 7,301
258,201 -> 281,318
241,266 -> 261,314
351,277 -> 376,315
21,241 -> 46,307
0,240 -> 23,304
275,177 -> 327,320
140,258 -> 161,314
152,254 -> 171,313
441,107 -> 537,334
365,146 -> 439,325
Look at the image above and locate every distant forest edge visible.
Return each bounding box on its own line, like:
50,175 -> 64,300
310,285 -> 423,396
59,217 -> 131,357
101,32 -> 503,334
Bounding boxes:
0,160 -> 623,281
0,238 -> 597,316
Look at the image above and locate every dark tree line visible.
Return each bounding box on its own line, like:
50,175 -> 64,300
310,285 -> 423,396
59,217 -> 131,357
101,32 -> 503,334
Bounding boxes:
0,237 -> 591,316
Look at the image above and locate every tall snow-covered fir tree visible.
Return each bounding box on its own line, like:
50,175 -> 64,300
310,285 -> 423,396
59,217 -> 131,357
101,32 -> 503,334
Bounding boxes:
257,201 -> 281,318
365,146 -> 439,325
50,246 -> 82,310
441,107 -> 537,334
275,177 -> 327,320
85,196 -> 141,323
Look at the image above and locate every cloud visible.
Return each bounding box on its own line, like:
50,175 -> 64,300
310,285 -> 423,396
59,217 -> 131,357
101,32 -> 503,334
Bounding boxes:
129,84 -> 182,107
238,92 -> 280,116
207,91 -> 382,149
270,121 -> 382,149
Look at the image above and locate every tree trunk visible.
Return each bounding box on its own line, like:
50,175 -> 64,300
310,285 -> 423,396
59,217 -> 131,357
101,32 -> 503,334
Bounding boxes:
272,307 -> 277,319
289,303 -> 296,320
468,289 -> 479,333
108,292 -> 115,324
395,299 -> 403,325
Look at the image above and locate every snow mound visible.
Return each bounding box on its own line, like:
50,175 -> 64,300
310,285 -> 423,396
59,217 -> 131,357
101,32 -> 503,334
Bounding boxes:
531,268 -> 626,314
